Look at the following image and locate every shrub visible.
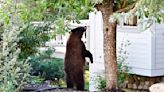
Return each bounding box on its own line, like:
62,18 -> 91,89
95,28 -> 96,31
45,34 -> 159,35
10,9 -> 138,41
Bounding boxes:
0,27 -> 31,92
0,1 -> 31,90
28,48 -> 64,80
18,23 -> 51,59
37,58 -> 64,80
96,75 -> 106,91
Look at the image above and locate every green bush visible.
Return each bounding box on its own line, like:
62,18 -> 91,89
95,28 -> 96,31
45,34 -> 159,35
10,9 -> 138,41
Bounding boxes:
28,48 -> 64,80
0,27 -> 31,92
18,23 -> 51,59
37,58 -> 64,80
95,75 -> 106,91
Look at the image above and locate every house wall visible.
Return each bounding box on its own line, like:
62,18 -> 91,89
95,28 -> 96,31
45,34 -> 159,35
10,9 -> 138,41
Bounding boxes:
117,26 -> 152,69
155,23 -> 164,65
154,23 -> 164,75
116,26 -> 153,76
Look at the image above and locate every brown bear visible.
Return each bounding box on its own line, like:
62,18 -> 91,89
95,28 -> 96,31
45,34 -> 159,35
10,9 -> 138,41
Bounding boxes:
64,26 -> 93,91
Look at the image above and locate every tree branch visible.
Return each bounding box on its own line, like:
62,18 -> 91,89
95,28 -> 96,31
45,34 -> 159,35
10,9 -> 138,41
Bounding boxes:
114,3 -> 136,13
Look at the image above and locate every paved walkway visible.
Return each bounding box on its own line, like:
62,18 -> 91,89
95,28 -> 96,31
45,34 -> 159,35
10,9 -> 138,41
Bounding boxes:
52,51 -> 65,59
39,46 -> 65,59
53,46 -> 65,58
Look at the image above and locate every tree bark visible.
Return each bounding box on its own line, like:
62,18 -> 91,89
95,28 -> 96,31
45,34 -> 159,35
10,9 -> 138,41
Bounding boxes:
104,18 -> 117,91
96,0 -> 118,90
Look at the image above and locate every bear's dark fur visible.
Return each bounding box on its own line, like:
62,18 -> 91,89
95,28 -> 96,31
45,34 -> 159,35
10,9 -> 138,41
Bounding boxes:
64,26 -> 93,91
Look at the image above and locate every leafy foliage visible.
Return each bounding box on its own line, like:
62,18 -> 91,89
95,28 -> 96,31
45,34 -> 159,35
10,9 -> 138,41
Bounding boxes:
12,0 -> 94,59
15,0 -> 94,60
0,28 -> 31,92
117,40 -> 130,84
96,75 -> 106,91
28,48 -> 64,80
0,0 -> 31,91
0,0 -> 52,60
18,23 -> 51,59
135,0 -> 164,23
21,0 -> 94,34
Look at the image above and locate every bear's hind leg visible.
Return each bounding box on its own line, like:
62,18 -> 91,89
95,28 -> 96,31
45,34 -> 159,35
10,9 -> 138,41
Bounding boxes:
75,71 -> 84,90
66,73 -> 74,88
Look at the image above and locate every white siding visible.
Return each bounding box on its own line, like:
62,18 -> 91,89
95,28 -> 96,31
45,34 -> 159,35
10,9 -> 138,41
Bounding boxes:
155,23 -> 164,69
117,27 -> 152,70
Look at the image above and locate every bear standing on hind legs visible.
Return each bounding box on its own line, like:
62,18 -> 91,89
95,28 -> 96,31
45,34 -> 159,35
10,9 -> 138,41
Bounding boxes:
64,26 -> 93,91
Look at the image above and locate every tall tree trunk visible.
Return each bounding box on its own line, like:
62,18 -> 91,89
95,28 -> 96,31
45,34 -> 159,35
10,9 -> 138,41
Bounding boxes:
96,0 -> 118,90
103,18 -> 117,91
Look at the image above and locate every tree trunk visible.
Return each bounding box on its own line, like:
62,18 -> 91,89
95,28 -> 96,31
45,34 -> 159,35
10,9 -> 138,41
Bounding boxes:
104,19 -> 117,91
96,0 -> 118,90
